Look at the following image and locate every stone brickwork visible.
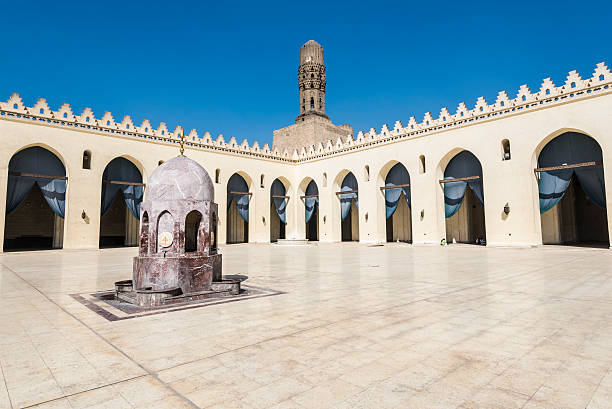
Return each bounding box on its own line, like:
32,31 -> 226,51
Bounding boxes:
273,114 -> 352,154
273,40 -> 353,153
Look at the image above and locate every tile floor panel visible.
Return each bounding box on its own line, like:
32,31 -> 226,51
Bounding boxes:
1,243 -> 612,408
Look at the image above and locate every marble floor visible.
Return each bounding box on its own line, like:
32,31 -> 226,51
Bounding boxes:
1,243 -> 612,409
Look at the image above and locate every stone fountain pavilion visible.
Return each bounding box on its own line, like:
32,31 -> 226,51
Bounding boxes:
114,154 -> 240,307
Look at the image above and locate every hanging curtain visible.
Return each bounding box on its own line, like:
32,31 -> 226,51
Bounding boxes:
538,132 -> 605,212
385,163 -> 411,219
340,172 -> 358,222
443,150 -> 484,218
271,179 -> 287,224
227,173 -> 249,222
101,158 -> 143,218
39,179 -> 66,217
6,147 -> 66,217
305,180 -> 319,223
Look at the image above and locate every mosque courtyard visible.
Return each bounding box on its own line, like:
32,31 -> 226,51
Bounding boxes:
1,243 -> 611,409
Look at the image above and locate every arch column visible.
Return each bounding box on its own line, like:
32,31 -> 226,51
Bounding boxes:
63,169 -> 103,249
251,181 -> 265,243
481,160 -> 541,247
285,184 -> 301,239
294,185 -> 307,240
411,170 -> 442,245
214,179 -> 228,245
358,178 -> 376,243
605,155 -> 612,247
318,180 -> 334,242
0,164 -> 8,252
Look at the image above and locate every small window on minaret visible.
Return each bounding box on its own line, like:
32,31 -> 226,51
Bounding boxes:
310,98 -> 314,109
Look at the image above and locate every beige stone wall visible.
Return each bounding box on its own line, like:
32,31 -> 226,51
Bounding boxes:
1,64 -> 611,250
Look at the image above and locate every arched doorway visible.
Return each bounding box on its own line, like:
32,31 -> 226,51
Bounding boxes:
227,173 -> 250,244
100,157 -> 143,248
537,132 -> 608,246
338,172 -> 359,242
304,180 -> 319,241
383,163 -> 412,242
4,146 -> 66,251
442,151 -> 486,244
270,178 -> 288,242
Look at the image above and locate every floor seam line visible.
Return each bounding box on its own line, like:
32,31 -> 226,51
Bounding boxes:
0,358 -> 14,409
2,263 -> 201,409
19,374 -> 148,409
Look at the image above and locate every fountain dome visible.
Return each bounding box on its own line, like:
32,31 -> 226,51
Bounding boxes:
146,156 -> 214,202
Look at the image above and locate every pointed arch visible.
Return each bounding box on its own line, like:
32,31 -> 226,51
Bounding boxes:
4,146 -> 67,251
226,173 -> 250,244
441,150 -> 486,244
99,157 -> 143,248
535,131 -> 608,246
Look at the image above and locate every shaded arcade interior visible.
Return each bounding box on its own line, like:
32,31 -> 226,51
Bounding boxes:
99,157 -> 143,248
339,172 -> 359,242
384,163 -> 412,243
538,132 -> 609,246
226,173 -> 249,244
304,180 -> 319,241
4,147 -> 66,251
443,150 -> 486,244
270,179 -> 287,242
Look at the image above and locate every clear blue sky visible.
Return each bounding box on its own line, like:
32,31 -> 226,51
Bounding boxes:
2,1 -> 610,147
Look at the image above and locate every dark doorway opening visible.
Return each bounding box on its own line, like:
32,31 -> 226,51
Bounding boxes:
306,206 -> 318,241
4,184 -> 62,251
99,192 -> 138,247
541,174 -> 609,246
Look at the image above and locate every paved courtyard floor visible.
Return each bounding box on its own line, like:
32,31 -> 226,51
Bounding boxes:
1,243 -> 612,409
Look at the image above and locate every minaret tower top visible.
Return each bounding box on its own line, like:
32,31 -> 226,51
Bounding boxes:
296,40 -> 329,122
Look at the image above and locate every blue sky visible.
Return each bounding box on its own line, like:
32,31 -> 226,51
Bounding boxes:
1,1 -> 610,147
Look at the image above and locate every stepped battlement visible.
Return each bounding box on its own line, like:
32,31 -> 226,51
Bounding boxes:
1,62 -> 610,163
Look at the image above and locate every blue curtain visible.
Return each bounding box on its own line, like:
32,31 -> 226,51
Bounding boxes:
340,172 -> 358,222
385,163 -> 411,219
271,179 -> 287,224
101,158 -> 143,218
227,173 -> 249,222
305,180 -> 319,223
538,132 -> 605,213
444,151 -> 484,218
6,147 -> 66,217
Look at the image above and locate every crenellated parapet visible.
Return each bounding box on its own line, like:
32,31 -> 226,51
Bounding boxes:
294,62 -> 612,162
0,62 -> 610,164
0,94 -> 293,162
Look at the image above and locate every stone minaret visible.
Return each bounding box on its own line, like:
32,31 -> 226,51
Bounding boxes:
273,40 -> 352,152
296,40 -> 329,122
